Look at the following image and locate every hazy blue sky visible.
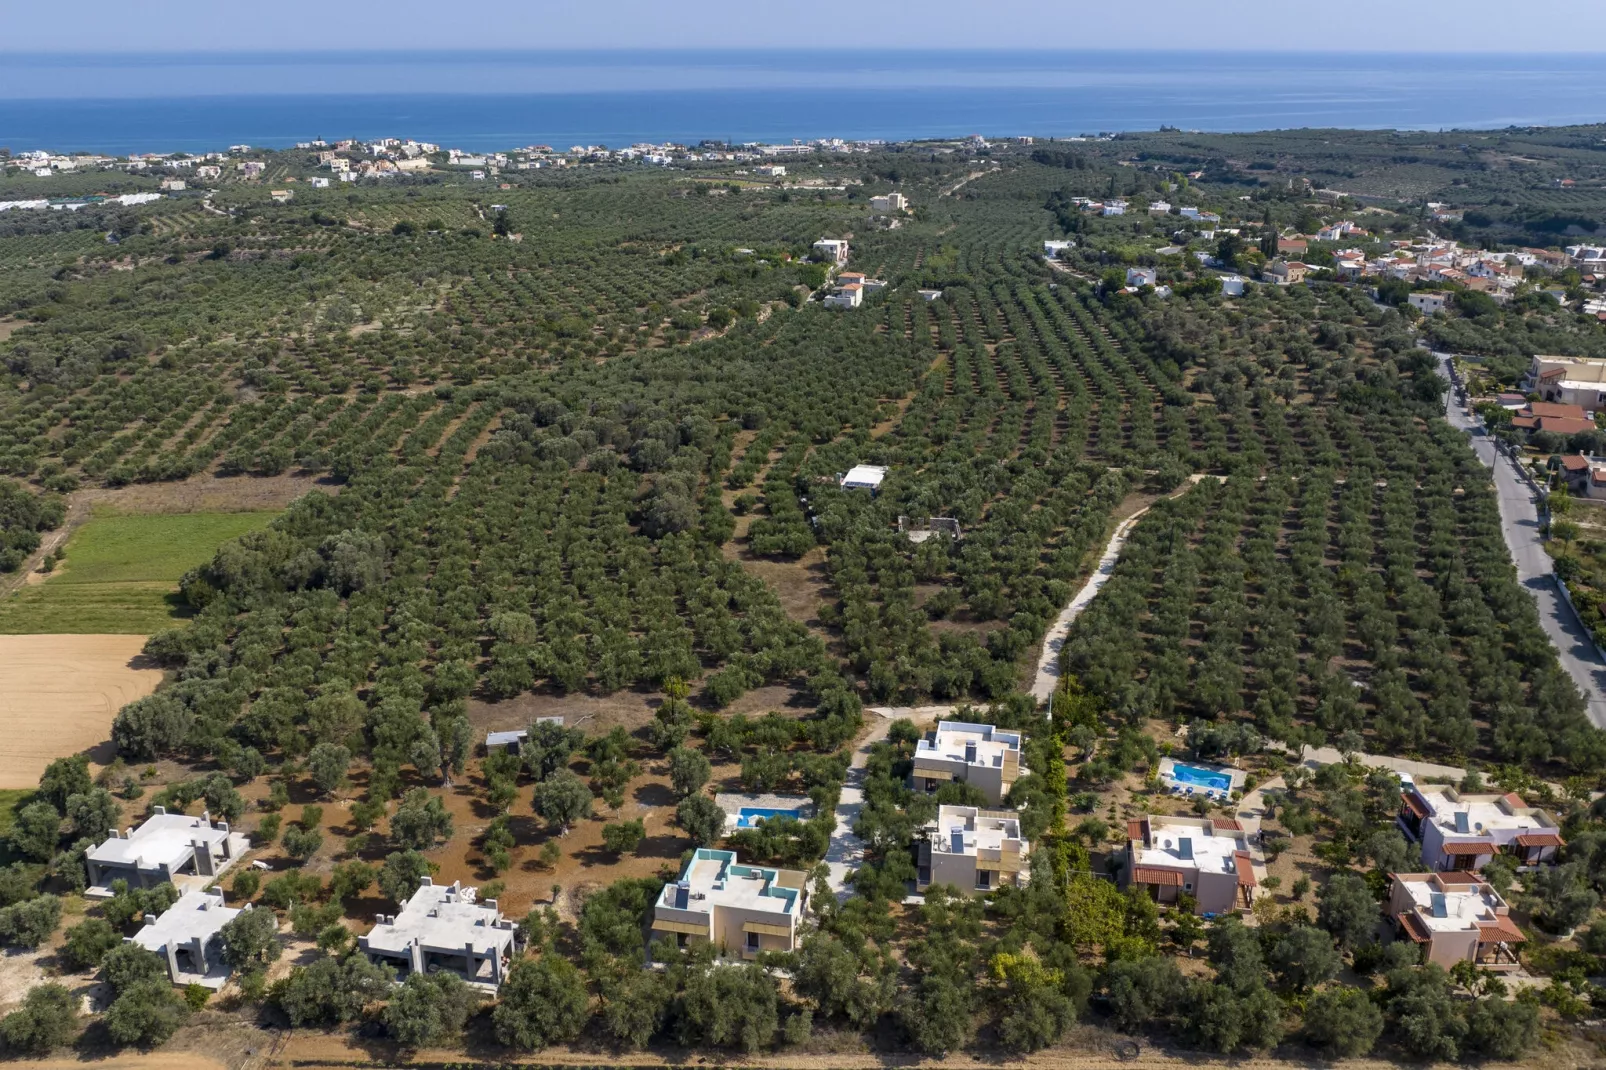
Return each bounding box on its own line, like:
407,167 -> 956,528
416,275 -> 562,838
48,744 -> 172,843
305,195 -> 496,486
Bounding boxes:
3,0 -> 1603,53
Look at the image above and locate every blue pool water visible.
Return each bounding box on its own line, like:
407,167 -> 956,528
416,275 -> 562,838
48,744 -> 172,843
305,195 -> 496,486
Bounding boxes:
735,806 -> 802,829
1169,763 -> 1232,792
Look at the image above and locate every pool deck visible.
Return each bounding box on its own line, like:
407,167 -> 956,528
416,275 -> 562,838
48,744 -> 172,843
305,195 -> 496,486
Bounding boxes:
1157,757 -> 1246,796
715,792 -> 815,827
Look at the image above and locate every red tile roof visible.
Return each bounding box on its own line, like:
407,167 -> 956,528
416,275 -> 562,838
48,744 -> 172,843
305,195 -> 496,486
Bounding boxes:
1401,791 -> 1429,819
1476,917 -> 1526,944
1515,831 -> 1564,848
1537,416 -> 1598,436
1130,866 -> 1182,887
1398,912 -> 1432,943
1442,840 -> 1497,855
1561,454 -> 1592,472
1232,852 -> 1256,887
1212,817 -> 1243,832
1528,402 -> 1588,420
1511,416 -> 1538,430
1126,819 -> 1147,842
1434,871 -> 1484,884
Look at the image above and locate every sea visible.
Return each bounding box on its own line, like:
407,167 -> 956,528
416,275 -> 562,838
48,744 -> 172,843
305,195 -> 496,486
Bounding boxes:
1,50 -> 1605,155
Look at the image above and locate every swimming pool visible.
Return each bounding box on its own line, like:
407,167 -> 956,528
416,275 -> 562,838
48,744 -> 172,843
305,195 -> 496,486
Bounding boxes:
735,806 -> 803,829
1168,762 -> 1232,792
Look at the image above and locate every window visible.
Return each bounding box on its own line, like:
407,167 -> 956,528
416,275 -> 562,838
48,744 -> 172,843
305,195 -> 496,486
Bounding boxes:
746,931 -> 760,952
1184,882 -> 1193,891
976,870 -> 992,890
924,778 -> 938,793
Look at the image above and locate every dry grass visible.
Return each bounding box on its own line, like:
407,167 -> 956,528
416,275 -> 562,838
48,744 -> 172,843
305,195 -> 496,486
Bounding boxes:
0,634 -> 163,788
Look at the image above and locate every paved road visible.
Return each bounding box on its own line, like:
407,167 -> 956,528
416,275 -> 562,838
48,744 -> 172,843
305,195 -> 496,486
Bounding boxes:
1436,354 -> 1606,727
822,711 -> 895,899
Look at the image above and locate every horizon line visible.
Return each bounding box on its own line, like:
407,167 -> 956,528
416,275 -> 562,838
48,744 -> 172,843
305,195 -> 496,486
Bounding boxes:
4,46 -> 1606,57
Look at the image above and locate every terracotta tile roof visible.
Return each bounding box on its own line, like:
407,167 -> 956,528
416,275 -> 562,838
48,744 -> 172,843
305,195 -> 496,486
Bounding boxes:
1501,792 -> 1528,808
1401,791 -> 1429,819
1232,851 -> 1256,887
1130,865 -> 1182,887
1537,416 -> 1598,436
1398,911 -> 1432,943
1514,831 -> 1565,848
1528,402 -> 1588,420
1476,917 -> 1526,944
1442,840 -> 1497,855
1211,817 -> 1243,832
1562,455 -> 1592,473
1511,416 -> 1538,430
1433,871 -> 1484,885
1595,470 -> 1606,486
1126,819 -> 1147,842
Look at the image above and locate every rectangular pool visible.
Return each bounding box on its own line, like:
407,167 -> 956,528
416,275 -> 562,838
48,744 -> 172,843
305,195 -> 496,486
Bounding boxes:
735,806 -> 803,829
1169,762 -> 1232,792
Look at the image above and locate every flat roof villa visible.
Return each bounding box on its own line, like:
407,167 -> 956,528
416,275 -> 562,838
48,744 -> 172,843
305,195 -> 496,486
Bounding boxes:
359,878 -> 519,991
131,890 -> 247,989
85,808 -> 247,896
912,721 -> 1023,806
1399,786 -> 1562,872
484,716 -> 564,753
918,805 -> 1029,894
651,848 -> 807,959
1121,815 -> 1260,915
1388,872 -> 1524,971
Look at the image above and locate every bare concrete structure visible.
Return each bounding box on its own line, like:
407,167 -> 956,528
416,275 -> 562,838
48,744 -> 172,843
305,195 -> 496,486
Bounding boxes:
85,808 -> 245,895
130,889 -> 246,989
359,878 -> 519,992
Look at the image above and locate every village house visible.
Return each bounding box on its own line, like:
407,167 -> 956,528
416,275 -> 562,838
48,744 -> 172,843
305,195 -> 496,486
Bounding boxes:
1219,275 -> 1246,297
839,464 -> 887,491
823,283 -> 863,309
360,878 -> 520,991
131,890 -> 248,989
917,805 -> 1030,894
85,808 -> 247,895
1262,260 -> 1309,286
1398,785 -> 1563,871
812,238 -> 850,265
1408,291 -> 1452,315
870,192 -> 907,212
1126,267 -> 1158,288
1558,454 -> 1606,500
1101,199 -> 1127,216
1529,354 -> 1606,409
650,848 -> 807,959
1043,239 -> 1074,259
1121,815 -> 1260,915
1277,236 -> 1308,255
1387,872 -> 1525,971
911,721 -> 1023,806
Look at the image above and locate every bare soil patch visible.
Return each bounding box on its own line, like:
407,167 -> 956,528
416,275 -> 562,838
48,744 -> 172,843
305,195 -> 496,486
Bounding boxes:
466,688 -> 664,738
80,471 -> 334,514
0,634 -> 162,788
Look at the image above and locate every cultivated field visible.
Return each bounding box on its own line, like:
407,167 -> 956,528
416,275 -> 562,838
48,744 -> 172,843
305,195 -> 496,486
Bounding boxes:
0,509 -> 278,633
0,633 -> 162,788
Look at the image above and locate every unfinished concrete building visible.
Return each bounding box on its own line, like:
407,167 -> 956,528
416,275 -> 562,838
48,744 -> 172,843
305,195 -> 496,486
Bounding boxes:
359,878 -> 519,991
130,889 -> 247,989
85,808 -> 247,895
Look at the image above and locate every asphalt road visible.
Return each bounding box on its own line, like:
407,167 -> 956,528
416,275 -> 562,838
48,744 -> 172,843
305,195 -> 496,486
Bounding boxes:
1436,353 -> 1606,728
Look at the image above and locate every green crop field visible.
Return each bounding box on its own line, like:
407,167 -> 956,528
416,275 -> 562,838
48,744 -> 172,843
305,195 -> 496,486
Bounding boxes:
0,510 -> 278,633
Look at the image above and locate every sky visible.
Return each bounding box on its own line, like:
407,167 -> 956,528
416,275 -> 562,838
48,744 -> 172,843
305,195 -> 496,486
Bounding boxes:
2,0 -> 1604,53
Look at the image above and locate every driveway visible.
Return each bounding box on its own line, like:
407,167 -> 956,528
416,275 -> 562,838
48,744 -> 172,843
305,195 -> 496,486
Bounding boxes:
821,710 -> 897,899
1436,354 -> 1606,727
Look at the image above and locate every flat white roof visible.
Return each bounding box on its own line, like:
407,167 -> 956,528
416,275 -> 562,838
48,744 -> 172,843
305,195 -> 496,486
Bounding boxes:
365,880 -> 515,957
1137,818 -> 1243,877
917,721 -> 1022,768
841,464 -> 887,488
660,849 -> 800,919
87,812 -> 230,872
1397,876 -> 1506,933
1416,788 -> 1551,837
933,805 -> 1024,855
132,890 -> 242,953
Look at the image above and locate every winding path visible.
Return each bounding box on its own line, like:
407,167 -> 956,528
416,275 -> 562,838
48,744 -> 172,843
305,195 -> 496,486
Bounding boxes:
1031,476 -> 1214,703
1435,353 -> 1606,727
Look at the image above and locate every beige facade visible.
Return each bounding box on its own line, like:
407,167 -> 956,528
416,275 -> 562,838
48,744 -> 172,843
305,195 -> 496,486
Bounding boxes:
1121,815 -> 1258,915
912,721 -> 1023,806
1388,872 -> 1524,971
1531,355 -> 1606,409
651,849 -> 807,960
918,805 -> 1029,894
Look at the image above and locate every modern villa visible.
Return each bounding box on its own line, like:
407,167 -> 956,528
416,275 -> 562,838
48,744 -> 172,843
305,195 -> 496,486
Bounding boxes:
917,805 -> 1030,894
1398,786 -> 1563,872
1121,814 -> 1260,914
1388,871 -> 1525,971
650,848 -> 807,959
912,721 -> 1023,806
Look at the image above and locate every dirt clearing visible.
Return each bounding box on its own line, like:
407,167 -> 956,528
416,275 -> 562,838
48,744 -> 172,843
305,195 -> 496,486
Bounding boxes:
0,634 -> 162,788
